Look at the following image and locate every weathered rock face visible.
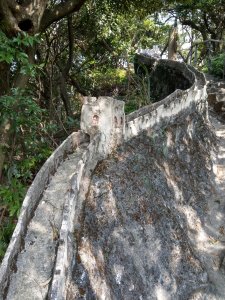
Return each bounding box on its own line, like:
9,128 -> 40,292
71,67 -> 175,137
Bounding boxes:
67,111 -> 225,299
207,79 -> 225,119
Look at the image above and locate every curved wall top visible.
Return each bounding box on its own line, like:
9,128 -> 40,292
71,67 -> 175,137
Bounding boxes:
0,131 -> 89,297
134,54 -> 195,101
125,56 -> 207,140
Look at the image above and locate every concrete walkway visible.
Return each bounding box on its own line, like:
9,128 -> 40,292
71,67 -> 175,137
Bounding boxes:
188,112 -> 225,299
206,113 -> 225,297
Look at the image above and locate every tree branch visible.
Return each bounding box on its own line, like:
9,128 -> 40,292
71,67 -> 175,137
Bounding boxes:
203,13 -> 214,35
40,0 -> 87,32
69,76 -> 88,96
180,19 -> 202,32
0,0 -> 20,35
63,15 -> 74,76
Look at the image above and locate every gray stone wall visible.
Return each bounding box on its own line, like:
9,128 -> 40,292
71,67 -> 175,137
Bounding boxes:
0,59 -> 208,300
0,131 -> 89,298
125,59 -> 207,140
134,54 -> 195,101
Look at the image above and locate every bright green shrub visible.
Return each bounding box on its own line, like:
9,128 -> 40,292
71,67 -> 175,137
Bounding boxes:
210,53 -> 225,78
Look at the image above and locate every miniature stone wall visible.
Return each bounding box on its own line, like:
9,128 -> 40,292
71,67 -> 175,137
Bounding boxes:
50,97 -> 126,299
0,131 -> 89,298
0,58 -> 208,300
125,58 -> 207,140
49,60 -> 207,299
134,54 -> 195,101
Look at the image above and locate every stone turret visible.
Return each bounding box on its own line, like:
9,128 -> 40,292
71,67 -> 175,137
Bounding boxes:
80,96 -> 125,157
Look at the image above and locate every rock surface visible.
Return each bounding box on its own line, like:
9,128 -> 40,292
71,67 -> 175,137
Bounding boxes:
68,109 -> 225,300
207,79 -> 225,118
1,67 -> 225,299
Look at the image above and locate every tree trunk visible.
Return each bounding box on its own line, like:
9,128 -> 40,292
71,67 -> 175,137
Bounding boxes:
0,120 -> 11,181
0,0 -> 87,180
0,62 -> 10,96
59,15 -> 74,118
168,20 -> 178,61
0,62 -> 11,181
59,73 -> 73,118
0,48 -> 33,181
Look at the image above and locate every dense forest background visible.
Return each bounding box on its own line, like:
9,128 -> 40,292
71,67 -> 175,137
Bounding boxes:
0,0 -> 225,260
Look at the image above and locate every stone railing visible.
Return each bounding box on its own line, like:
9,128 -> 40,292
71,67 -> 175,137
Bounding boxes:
49,60 -> 207,299
49,96 -> 125,299
0,58 -> 207,299
49,133 -> 102,299
0,131 -> 89,298
125,57 -> 207,140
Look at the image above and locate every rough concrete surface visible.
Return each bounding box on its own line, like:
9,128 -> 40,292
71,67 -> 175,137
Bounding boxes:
207,79 -> 225,118
0,131 -> 89,299
6,145 -> 87,300
1,60 -> 225,300
69,110 -> 225,300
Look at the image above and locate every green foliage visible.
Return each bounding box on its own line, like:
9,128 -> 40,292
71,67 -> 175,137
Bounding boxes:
70,4 -> 170,96
80,64 -> 152,113
210,53 -> 225,78
0,30 -> 57,261
0,177 -> 27,261
0,87 -> 55,182
0,86 -> 57,261
0,88 -> 51,169
124,72 -> 152,114
0,88 -> 42,127
88,68 -> 127,95
0,178 -> 26,217
0,31 -> 40,76
0,136 -> 53,263
170,0 -> 225,64
0,218 -> 16,260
